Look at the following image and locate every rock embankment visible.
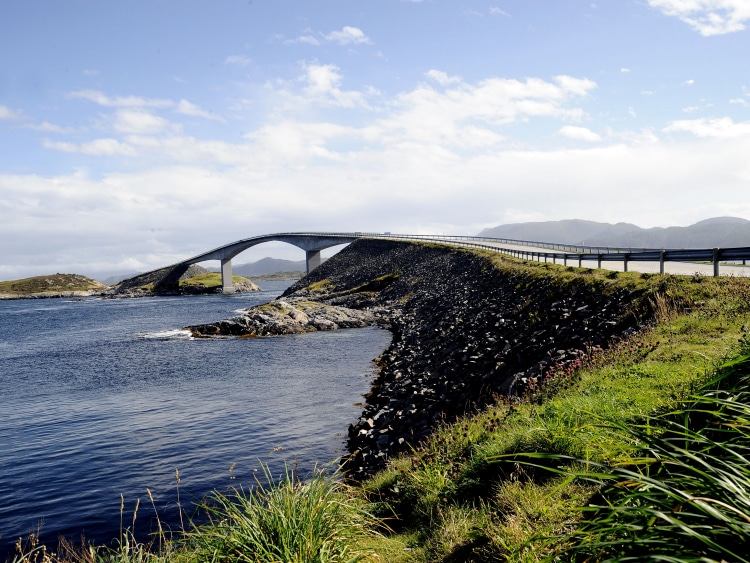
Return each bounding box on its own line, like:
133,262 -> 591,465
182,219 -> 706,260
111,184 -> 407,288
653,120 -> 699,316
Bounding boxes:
186,299 -> 386,337
280,240 -> 653,479
183,239 -> 654,479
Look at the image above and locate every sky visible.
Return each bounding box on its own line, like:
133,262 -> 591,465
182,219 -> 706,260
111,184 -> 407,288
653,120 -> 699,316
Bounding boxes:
1,0 -> 750,280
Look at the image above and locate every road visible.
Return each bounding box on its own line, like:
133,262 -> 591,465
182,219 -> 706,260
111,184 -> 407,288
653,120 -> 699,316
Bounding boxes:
475,240 -> 750,278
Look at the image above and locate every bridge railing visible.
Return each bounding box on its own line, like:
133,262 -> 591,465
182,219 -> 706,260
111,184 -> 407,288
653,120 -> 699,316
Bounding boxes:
362,233 -> 750,277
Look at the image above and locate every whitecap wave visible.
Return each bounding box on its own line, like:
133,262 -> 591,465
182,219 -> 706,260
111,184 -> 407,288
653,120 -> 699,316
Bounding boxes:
137,329 -> 193,340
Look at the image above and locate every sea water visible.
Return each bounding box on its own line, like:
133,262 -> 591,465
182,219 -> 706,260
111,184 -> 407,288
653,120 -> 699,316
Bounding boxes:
0,281 -> 390,556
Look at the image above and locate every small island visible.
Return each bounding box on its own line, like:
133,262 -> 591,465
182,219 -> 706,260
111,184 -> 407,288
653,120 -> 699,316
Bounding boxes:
0,265 -> 261,300
0,273 -> 108,300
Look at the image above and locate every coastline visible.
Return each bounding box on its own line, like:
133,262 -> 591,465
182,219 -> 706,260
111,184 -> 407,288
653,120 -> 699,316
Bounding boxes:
189,238 -> 656,479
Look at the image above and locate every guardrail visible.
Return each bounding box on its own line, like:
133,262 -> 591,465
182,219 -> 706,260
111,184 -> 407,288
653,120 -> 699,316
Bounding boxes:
359,233 -> 750,277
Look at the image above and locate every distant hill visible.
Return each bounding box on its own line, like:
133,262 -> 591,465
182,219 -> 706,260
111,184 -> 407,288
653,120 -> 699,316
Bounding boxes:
233,257 -> 307,277
0,274 -> 108,298
478,217 -> 750,249
207,257 -> 308,277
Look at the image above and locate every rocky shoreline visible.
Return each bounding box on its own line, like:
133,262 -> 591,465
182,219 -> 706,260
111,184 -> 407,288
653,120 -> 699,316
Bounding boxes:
188,239 -> 655,479
186,298 -> 387,337
0,290 -> 102,300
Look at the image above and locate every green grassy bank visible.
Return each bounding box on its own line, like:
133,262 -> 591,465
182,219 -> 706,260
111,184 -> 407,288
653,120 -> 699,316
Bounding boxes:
360,255 -> 750,561
9,252 -> 750,562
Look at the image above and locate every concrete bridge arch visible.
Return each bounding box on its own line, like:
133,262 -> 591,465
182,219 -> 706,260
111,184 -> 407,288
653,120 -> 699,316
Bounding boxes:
182,232 -> 361,293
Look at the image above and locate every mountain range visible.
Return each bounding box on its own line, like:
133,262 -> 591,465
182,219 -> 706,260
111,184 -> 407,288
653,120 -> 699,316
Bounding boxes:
477,217 -> 750,249
210,257 -> 307,277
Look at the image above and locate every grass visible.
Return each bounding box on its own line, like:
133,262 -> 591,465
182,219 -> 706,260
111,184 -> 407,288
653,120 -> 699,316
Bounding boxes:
185,465 -> 383,563
542,348 -> 750,562
8,465 -> 384,563
305,279 -> 334,293
357,258 -> 750,561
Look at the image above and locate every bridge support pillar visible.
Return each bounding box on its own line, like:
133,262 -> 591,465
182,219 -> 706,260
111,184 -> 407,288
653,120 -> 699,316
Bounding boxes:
221,258 -> 235,293
306,250 -> 322,274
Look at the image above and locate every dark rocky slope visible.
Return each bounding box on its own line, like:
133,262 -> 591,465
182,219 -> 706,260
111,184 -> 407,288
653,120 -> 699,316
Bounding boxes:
280,240 -> 653,479
187,239 -> 655,479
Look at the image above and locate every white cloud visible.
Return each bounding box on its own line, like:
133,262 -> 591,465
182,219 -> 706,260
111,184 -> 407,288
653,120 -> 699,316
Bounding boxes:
175,99 -> 223,121
68,90 -> 173,108
664,116 -> 750,138
305,64 -> 343,94
245,121 -> 357,163
112,109 -> 173,135
621,67 -> 631,73
426,69 -> 462,85
558,125 -> 602,142
556,75 -> 598,96
648,0 -> 750,35
123,135 -> 253,166
0,105 -> 22,120
323,26 -> 372,45
730,97 -> 749,106
359,75 -> 596,150
25,121 -> 75,134
262,71 -> 596,153
42,138 -> 137,156
286,26 -> 373,46
294,35 -> 321,45
297,63 -> 369,108
489,7 -> 511,16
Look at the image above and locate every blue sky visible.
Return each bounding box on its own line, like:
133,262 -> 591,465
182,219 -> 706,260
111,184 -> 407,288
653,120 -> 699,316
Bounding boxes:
2,0 -> 750,279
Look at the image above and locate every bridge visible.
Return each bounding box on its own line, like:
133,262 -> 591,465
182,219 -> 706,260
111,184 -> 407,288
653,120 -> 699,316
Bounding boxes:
169,232 -> 750,293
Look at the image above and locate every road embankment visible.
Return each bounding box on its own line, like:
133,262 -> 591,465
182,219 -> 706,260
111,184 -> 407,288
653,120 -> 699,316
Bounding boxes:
187,239 -> 655,479
280,240 -> 654,478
